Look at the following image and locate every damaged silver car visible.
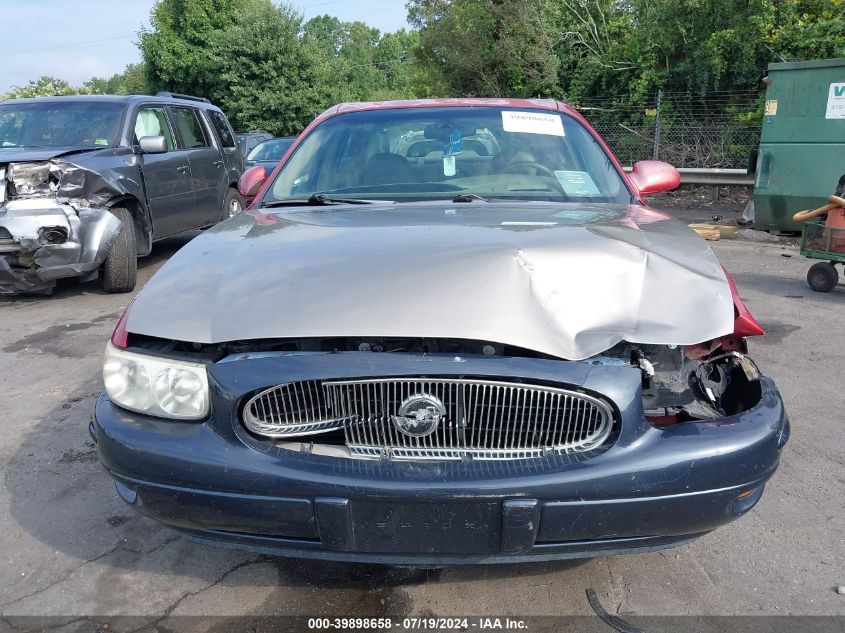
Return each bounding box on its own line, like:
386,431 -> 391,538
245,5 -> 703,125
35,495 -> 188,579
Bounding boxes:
0,94 -> 244,294
93,99 -> 788,564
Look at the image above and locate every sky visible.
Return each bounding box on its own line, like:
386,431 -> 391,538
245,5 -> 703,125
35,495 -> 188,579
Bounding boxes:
0,0 -> 410,93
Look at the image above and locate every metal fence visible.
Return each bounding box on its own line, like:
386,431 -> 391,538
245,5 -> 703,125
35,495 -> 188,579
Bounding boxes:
576,90 -> 764,169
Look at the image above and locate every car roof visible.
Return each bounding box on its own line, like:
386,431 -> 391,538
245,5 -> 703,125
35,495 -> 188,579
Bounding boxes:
0,94 -> 223,111
315,98 -> 576,122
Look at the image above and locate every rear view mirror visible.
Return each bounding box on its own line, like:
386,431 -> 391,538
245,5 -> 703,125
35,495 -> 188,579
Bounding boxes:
138,135 -> 167,154
238,165 -> 268,200
629,160 -> 681,195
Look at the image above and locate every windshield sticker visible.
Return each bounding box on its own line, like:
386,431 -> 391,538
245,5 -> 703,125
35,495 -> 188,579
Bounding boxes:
443,154 -> 456,176
554,170 -> 602,197
502,111 -> 565,136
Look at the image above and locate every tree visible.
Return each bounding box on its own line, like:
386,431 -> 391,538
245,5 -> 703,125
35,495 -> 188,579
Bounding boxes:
373,29 -> 419,97
85,63 -> 151,95
140,0 -> 264,97
204,2 -> 340,135
758,0 -> 845,63
303,17 -> 418,101
408,0 -> 845,106
2,76 -> 93,100
408,0 -> 560,97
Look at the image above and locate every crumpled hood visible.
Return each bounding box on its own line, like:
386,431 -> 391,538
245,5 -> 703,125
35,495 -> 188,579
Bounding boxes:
126,202 -> 735,360
0,146 -> 94,164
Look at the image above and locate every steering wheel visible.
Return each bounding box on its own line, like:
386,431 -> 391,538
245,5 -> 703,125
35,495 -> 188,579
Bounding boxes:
503,160 -> 557,178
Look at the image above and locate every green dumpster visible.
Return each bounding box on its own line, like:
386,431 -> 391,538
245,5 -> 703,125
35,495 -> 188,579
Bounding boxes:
754,57 -> 845,233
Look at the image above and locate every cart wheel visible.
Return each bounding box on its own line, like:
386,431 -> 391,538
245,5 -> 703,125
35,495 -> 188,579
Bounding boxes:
806,262 -> 839,292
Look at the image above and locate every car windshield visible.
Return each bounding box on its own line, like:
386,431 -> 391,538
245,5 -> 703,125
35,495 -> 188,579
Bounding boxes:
264,106 -> 631,204
0,101 -> 123,149
247,138 -> 293,162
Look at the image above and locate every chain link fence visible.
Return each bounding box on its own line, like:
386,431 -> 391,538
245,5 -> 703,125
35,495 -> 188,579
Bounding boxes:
577,91 -> 764,169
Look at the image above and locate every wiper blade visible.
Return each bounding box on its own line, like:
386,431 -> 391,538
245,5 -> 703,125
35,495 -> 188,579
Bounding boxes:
262,195 -> 375,208
452,193 -> 488,203
307,194 -> 373,205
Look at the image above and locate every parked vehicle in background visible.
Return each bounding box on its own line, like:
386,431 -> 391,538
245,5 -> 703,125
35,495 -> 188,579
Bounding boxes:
235,129 -> 273,157
245,137 -> 295,170
0,92 -> 244,294
95,99 -> 788,565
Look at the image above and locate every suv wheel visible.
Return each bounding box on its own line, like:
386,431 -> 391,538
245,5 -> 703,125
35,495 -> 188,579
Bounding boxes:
224,188 -> 246,218
101,206 -> 137,293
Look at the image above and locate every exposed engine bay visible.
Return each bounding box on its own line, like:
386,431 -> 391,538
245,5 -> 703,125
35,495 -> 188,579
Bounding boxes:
131,333 -> 764,424
0,160 -> 123,293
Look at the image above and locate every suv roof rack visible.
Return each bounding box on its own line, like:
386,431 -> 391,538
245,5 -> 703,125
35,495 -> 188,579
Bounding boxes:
155,91 -> 211,104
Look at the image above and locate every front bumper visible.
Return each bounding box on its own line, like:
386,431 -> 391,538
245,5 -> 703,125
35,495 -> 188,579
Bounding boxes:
92,353 -> 788,565
0,199 -> 121,293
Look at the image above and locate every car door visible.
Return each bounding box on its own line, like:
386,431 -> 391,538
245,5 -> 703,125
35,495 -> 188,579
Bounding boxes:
206,108 -> 244,190
169,106 -> 223,226
133,105 -> 196,238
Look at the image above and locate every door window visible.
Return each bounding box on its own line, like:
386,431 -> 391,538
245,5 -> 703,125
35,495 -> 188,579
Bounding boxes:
133,106 -> 175,149
171,107 -> 210,149
207,110 -> 236,148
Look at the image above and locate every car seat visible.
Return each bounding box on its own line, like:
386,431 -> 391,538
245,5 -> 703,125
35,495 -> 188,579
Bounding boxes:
363,153 -> 411,185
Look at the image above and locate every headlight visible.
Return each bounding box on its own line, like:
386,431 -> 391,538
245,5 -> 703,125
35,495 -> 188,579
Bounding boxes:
103,342 -> 210,420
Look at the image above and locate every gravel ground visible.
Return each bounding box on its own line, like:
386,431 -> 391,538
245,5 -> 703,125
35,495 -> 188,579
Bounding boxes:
0,230 -> 842,630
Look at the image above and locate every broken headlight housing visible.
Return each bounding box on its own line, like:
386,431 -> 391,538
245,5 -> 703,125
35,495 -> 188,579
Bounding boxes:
103,342 -> 210,420
7,161 -> 61,197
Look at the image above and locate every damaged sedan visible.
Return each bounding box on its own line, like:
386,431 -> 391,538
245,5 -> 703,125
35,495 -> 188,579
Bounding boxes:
92,99 -> 788,564
0,94 -> 243,294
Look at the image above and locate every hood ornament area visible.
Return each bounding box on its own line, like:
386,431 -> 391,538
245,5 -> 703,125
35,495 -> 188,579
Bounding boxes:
392,394 -> 446,438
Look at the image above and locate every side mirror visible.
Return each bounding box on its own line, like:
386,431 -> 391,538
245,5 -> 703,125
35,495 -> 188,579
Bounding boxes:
238,165 -> 268,200
629,160 -> 681,195
138,135 -> 167,154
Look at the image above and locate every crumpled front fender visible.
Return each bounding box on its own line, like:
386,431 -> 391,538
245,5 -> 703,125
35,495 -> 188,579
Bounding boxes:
0,199 -> 122,292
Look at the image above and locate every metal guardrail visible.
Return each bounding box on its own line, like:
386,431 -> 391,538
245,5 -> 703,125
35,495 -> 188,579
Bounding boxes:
623,166 -> 754,186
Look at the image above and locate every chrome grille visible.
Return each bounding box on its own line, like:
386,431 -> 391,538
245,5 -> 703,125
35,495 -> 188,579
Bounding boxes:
243,377 -> 614,460
242,379 -> 342,437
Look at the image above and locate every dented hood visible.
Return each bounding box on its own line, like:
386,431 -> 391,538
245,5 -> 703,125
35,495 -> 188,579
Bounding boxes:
0,146 -> 95,164
126,202 -> 735,360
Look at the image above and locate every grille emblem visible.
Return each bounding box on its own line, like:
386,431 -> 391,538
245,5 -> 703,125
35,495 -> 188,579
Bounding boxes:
392,394 -> 445,438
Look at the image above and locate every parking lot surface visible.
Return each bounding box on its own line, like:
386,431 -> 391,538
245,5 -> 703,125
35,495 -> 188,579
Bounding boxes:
0,232 -> 843,628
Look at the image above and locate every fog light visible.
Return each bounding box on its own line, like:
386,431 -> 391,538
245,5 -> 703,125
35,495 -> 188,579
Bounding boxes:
38,227 -> 68,245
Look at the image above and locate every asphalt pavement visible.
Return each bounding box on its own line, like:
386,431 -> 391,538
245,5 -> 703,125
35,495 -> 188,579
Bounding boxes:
0,231 -> 843,630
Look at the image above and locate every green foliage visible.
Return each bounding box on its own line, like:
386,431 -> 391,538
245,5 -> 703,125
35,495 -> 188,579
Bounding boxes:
84,64 -> 151,95
303,17 -> 419,101
8,0 -> 845,135
408,0 -> 560,97
411,0 -> 845,105
205,2 -> 335,135
136,0 -> 419,134
139,0 -> 265,96
3,76 -> 94,99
